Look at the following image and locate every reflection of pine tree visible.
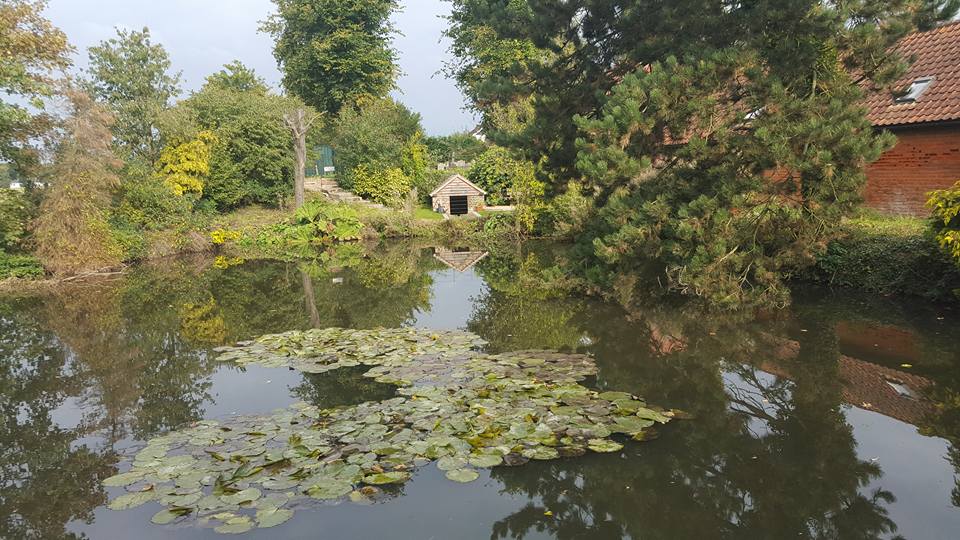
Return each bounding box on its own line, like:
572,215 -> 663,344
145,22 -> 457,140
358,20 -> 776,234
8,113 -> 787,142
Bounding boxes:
485,304 -> 898,539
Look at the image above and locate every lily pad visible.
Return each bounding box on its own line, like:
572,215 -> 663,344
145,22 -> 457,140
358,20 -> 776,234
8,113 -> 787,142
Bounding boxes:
468,454 -> 503,468
306,480 -> 352,500
214,516 -> 254,534
255,507 -> 294,528
103,471 -> 145,487
103,327 -> 677,533
220,488 -> 261,505
362,471 -> 411,485
108,491 -> 156,510
151,507 -> 191,525
587,439 -> 624,453
445,469 -> 480,483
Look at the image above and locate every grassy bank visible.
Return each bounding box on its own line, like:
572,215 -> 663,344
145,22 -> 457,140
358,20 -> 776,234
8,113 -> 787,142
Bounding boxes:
802,213 -> 960,301
216,201 -> 522,263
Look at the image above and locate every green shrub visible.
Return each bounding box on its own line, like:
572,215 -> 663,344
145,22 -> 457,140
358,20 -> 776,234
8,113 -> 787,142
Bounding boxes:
424,133 -> 487,164
805,218 -> 960,300
108,223 -> 149,261
331,97 -> 423,190
483,212 -> 516,234
160,78 -> 295,210
258,200 -> 364,252
113,178 -> 196,231
0,188 -> 35,251
293,200 -> 364,241
533,181 -> 592,238
0,250 -> 44,280
352,165 -> 411,206
467,146 -> 524,205
357,207 -> 416,238
400,132 -> 429,188
928,180 -> 960,266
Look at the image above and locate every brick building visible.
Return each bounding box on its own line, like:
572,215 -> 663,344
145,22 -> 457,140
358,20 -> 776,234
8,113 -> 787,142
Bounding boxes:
863,21 -> 960,216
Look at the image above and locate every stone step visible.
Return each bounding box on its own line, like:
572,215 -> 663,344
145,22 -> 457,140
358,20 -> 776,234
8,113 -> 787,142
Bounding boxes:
311,180 -> 390,209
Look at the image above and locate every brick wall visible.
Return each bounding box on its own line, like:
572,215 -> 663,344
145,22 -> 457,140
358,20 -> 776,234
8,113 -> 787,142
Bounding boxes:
864,123 -> 960,216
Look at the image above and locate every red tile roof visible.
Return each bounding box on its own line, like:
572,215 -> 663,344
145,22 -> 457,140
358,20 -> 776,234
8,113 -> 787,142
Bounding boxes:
865,21 -> 960,127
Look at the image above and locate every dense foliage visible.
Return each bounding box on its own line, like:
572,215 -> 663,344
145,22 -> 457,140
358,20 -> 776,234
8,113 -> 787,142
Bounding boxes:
155,131 -> 217,197
467,146 -> 525,205
263,0 -> 399,114
112,177 -> 196,232
0,251 -> 44,279
328,97 -> 423,190
424,132 -> 486,164
162,64 -> 295,209
85,27 -> 181,165
352,165 -> 410,206
259,199 -> 364,252
446,0 -> 959,308
928,180 -> 960,268
807,216 -> 960,301
0,0 -> 71,170
0,188 -> 34,251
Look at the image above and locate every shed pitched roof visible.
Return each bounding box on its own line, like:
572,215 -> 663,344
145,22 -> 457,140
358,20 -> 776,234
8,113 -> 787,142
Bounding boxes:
865,21 -> 960,127
429,174 -> 487,197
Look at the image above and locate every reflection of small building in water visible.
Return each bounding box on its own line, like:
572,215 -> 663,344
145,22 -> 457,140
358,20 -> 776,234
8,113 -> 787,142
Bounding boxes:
433,247 -> 489,273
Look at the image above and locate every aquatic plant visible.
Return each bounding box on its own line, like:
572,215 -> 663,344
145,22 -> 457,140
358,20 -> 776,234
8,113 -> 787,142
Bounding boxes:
103,327 -> 675,533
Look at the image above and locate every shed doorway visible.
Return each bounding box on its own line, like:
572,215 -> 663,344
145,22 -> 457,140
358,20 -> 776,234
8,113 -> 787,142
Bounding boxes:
450,196 -> 469,216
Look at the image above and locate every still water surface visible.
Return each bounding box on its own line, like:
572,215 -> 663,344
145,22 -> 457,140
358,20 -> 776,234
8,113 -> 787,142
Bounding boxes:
2,242 -> 959,539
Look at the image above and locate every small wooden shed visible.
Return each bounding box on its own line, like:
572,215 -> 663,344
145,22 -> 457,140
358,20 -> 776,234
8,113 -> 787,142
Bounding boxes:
430,174 -> 486,216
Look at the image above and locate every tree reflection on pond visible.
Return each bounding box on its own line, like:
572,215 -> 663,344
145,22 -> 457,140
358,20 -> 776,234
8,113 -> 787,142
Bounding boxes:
0,241 -> 957,539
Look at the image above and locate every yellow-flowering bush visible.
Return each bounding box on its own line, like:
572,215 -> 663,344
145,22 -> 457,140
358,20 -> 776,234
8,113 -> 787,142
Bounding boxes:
156,131 -> 218,196
928,180 -> 960,266
210,229 -> 242,245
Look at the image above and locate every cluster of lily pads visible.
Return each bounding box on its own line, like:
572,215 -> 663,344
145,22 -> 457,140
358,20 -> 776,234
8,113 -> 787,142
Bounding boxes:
104,328 -> 675,534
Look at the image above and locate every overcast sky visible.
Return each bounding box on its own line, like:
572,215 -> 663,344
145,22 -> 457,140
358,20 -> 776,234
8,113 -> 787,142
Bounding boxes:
43,0 -> 477,135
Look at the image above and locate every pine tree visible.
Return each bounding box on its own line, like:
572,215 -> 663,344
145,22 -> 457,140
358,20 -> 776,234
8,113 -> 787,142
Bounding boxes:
447,0 -> 959,308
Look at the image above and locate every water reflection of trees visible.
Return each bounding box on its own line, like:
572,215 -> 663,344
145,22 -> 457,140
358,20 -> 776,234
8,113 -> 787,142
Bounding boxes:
2,241 -> 957,538
467,246 -> 906,539
0,297 -> 114,540
485,316 -> 900,539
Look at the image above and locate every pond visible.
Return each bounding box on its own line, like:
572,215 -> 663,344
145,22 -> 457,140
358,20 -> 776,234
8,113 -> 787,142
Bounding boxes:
2,240 -> 959,539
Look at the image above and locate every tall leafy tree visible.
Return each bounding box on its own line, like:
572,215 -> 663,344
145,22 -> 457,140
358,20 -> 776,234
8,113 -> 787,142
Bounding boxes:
85,27 -> 181,164
0,0 -> 71,170
447,0 -> 959,308
262,0 -> 399,114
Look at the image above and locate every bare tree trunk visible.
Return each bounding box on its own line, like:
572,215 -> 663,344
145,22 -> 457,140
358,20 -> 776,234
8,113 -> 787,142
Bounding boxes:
284,108 -> 311,210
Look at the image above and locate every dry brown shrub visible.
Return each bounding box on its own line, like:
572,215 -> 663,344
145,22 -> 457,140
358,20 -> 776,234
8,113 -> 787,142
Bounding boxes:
34,87 -> 124,275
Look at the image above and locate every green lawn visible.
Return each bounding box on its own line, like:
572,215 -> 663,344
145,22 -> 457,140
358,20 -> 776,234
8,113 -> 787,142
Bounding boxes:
414,207 -> 444,221
842,210 -> 928,238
